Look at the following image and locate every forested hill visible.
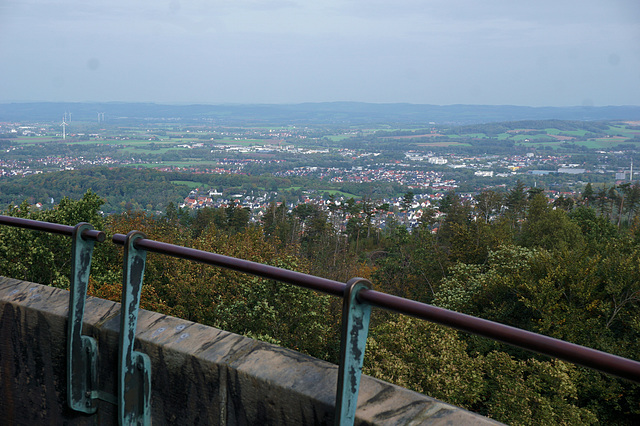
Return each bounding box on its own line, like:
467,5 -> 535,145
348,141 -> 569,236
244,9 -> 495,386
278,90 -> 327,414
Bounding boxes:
0,167 -> 281,213
2,187 -> 640,425
0,168 -> 189,213
441,119 -> 611,136
2,102 -> 640,124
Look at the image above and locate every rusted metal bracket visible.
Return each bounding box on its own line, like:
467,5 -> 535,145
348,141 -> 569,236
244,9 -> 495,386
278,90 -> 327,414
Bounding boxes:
118,231 -> 151,426
335,277 -> 372,426
67,222 -> 103,413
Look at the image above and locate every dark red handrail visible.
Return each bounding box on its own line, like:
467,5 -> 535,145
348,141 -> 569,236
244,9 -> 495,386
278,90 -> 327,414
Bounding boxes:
112,232 -> 640,383
0,215 -> 105,242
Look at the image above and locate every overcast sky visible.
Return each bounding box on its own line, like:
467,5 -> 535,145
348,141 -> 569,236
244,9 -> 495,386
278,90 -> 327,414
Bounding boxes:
1,0 -> 638,106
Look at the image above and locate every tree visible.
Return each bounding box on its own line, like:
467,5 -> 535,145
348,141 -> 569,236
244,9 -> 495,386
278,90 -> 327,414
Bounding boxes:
475,190 -> 503,223
433,242 -> 640,424
437,191 -> 473,251
364,316 -> 596,425
225,201 -> 250,234
569,206 -> 618,248
595,186 -> 610,217
505,180 -> 528,227
625,182 -> 640,224
553,196 -> 574,212
364,317 -> 484,408
520,193 -> 584,251
582,183 -> 594,207
191,207 -> 226,237
0,190 -> 107,289
608,186 -> 620,223
101,213 -> 341,361
262,201 -> 293,245
401,191 -> 414,212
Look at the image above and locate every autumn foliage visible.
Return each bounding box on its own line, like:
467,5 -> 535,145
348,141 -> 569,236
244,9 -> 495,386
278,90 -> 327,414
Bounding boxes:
2,187 -> 640,425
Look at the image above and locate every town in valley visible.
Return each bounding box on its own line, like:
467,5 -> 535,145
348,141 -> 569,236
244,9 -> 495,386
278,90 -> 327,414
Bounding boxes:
1,105 -> 639,230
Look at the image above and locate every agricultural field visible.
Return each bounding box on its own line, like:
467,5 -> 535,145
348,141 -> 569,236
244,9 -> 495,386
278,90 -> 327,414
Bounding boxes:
2,117 -> 640,215
171,180 -> 206,189
318,189 -> 360,198
417,141 -> 472,147
216,139 -> 265,145
326,135 -> 351,141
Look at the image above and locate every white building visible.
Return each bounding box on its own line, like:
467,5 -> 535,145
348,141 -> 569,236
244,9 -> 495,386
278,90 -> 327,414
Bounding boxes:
428,157 -> 448,165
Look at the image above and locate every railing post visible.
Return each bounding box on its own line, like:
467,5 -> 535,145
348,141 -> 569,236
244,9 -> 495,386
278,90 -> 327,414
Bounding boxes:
119,231 -> 151,426
67,223 -> 102,413
335,277 -> 372,426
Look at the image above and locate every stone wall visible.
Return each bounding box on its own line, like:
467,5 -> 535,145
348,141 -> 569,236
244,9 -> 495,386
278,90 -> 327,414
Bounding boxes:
0,277 -> 500,425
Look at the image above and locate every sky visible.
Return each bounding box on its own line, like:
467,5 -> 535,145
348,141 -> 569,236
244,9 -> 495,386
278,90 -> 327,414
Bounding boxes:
0,0 -> 639,107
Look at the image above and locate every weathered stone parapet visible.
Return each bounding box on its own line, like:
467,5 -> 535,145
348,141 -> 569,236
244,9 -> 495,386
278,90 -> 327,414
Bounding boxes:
0,277 -> 501,425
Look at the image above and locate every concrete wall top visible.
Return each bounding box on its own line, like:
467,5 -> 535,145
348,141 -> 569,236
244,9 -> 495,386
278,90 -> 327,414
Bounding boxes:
0,276 -> 501,425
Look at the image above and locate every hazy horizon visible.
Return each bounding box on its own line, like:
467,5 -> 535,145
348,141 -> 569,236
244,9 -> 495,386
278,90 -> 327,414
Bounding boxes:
2,100 -> 640,108
1,1 -> 638,107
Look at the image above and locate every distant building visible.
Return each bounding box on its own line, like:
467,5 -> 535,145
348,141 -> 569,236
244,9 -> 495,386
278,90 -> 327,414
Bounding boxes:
529,170 -> 554,175
428,157 -> 447,165
558,168 -> 586,174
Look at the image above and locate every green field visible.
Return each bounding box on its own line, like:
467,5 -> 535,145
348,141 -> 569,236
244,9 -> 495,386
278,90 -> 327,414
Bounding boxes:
608,125 -> 640,137
320,189 -> 359,198
61,139 -> 177,147
126,160 -> 221,168
171,180 -> 205,189
511,134 -> 554,141
13,136 -> 57,144
517,138 -> 639,149
459,133 -> 489,138
239,125 -> 297,130
544,128 -> 589,137
326,135 -> 352,141
125,163 -> 160,168
417,141 -> 472,147
64,140 -> 118,146
120,146 -> 176,154
155,160 -> 221,167
518,141 -> 566,148
583,138 -> 638,149
119,139 -> 176,145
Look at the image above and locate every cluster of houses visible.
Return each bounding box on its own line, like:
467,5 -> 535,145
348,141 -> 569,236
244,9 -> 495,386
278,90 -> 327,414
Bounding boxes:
0,155 -> 134,177
179,187 -> 455,230
274,165 -> 458,190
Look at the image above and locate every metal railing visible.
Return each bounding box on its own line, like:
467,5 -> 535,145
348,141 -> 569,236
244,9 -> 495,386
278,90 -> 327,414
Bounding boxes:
111,232 -> 640,383
0,216 -> 108,416
2,214 -> 640,426
0,215 -> 105,241
112,231 -> 640,425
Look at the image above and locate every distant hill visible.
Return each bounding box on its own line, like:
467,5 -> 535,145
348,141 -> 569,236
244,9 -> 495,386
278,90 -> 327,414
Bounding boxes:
1,102 -> 639,125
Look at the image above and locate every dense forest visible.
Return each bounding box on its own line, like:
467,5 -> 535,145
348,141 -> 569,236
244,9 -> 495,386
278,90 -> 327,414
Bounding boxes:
1,184 -> 640,425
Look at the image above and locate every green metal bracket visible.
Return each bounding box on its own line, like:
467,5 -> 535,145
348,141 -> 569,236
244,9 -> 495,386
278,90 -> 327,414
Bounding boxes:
119,231 -> 151,426
67,223 -> 100,413
335,277 -> 372,426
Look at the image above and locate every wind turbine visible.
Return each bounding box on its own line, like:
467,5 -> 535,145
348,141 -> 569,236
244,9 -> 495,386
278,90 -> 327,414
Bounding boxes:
61,115 -> 67,140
